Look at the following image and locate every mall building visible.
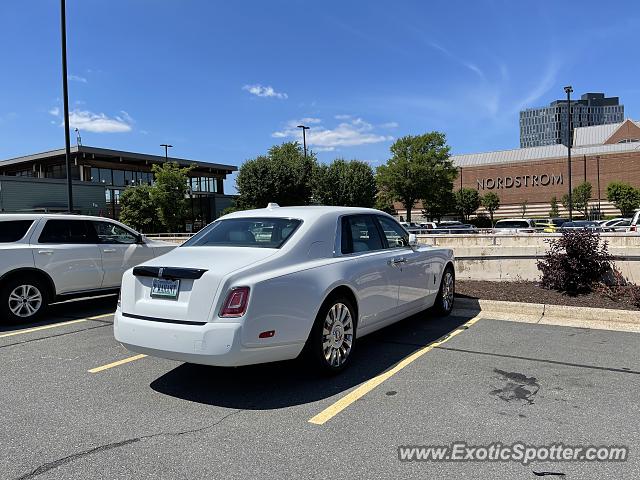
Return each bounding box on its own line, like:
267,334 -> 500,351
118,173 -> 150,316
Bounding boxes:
0,145 -> 237,231
396,119 -> 640,220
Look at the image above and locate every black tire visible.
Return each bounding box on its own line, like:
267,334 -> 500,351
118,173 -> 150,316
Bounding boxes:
305,295 -> 357,374
0,275 -> 49,325
433,265 -> 455,317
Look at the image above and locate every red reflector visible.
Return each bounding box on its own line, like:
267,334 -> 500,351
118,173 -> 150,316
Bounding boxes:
220,286 -> 250,317
259,330 -> 275,338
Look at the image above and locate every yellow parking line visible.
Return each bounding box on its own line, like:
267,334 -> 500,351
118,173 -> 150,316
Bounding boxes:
88,354 -> 147,373
0,312 -> 114,339
308,315 -> 482,425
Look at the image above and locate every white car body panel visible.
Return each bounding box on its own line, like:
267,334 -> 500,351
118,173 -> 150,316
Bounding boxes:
0,214 -> 176,297
114,206 -> 454,367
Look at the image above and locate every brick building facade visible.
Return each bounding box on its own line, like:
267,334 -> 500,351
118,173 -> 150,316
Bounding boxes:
395,119 -> 640,220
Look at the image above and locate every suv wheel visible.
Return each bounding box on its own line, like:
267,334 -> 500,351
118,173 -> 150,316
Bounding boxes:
1,276 -> 49,324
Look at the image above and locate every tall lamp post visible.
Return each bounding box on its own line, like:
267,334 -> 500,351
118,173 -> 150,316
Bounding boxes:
60,0 -> 73,212
297,125 -> 310,158
564,85 -> 573,222
160,144 -> 173,161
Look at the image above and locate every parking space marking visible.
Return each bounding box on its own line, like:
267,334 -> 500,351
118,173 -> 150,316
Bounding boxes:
88,354 -> 147,373
0,313 -> 112,339
308,315 -> 482,425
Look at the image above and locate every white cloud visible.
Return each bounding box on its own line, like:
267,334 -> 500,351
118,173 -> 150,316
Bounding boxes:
68,74 -> 87,83
49,106 -> 133,133
272,117 -> 393,151
379,121 -> 399,128
242,84 -> 288,99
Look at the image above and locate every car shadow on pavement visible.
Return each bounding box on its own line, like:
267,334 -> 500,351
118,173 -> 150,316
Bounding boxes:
0,294 -> 117,333
149,309 -> 476,409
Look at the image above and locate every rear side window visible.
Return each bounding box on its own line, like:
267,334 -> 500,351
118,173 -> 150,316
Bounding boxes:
376,216 -> 410,248
495,220 -> 529,229
341,215 -> 384,254
0,220 -> 33,243
93,221 -> 138,244
39,220 -> 97,244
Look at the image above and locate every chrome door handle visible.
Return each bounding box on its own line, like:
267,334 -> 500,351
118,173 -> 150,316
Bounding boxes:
103,248 -> 117,253
389,257 -> 407,266
37,250 -> 53,255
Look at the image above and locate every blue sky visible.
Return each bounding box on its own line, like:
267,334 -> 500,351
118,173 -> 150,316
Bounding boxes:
1,1 -> 639,192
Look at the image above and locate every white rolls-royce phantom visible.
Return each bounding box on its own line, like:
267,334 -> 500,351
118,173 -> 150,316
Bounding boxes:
114,205 -> 455,373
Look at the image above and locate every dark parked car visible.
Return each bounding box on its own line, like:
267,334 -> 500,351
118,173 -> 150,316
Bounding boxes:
560,220 -> 602,232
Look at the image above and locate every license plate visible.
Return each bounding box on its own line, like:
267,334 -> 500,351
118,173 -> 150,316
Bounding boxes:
151,278 -> 180,299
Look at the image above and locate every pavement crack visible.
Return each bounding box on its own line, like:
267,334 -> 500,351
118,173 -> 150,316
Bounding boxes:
11,409 -> 243,480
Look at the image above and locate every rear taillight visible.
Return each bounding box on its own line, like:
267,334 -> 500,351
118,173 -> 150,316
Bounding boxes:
220,287 -> 250,317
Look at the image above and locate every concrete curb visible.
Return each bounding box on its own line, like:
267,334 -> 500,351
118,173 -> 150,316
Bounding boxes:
454,297 -> 640,325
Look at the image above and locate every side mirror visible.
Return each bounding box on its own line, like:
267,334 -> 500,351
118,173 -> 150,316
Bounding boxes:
408,233 -> 418,247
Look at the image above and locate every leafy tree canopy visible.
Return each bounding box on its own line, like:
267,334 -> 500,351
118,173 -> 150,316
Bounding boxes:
606,181 -> 640,217
376,132 -> 455,222
236,142 -> 316,209
455,187 -> 481,221
313,159 -> 376,208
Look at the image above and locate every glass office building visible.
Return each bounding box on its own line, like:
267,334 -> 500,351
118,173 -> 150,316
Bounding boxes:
520,93 -> 624,148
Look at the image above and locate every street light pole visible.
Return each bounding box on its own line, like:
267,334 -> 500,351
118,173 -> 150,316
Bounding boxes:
60,0 -> 73,213
297,125 -> 310,158
564,85 -> 573,222
160,144 -> 173,161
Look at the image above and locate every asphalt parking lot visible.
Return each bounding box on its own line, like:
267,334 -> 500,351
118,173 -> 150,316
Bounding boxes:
1,297 -> 639,480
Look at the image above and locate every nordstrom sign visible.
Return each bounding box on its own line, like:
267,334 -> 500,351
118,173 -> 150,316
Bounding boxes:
477,173 -> 563,190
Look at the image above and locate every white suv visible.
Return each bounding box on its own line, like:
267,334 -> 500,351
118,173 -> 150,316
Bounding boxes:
0,214 -> 175,324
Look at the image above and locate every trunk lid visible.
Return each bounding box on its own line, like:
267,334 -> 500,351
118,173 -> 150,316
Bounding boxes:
124,246 -> 277,323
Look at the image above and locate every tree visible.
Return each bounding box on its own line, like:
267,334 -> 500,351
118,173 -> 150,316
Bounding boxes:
374,190 -> 396,215
313,159 -> 376,207
520,200 -> 528,218
150,162 -> 193,232
480,192 -> 500,226
119,184 -> 157,232
236,142 -> 316,209
422,187 -> 455,222
562,182 -> 592,218
607,181 -> 640,217
549,196 -> 560,218
455,188 -> 480,221
376,132 -> 456,222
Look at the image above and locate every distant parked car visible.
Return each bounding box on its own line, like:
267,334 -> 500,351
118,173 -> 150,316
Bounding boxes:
629,210 -> 640,232
559,220 -> 602,232
599,218 -> 632,232
431,224 -> 478,234
0,214 -> 175,324
438,221 -> 463,227
419,222 -> 438,230
493,218 -> 537,234
537,218 -> 567,233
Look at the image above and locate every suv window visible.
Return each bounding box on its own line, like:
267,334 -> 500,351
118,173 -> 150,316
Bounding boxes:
0,220 -> 34,243
38,220 -> 97,244
341,215 -> 384,254
376,216 -> 409,248
93,221 -> 138,244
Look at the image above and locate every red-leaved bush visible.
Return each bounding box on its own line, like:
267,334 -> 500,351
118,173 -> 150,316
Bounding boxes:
537,229 -> 612,294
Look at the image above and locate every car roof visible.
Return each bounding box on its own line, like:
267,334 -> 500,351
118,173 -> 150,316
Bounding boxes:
0,213 -> 118,222
495,218 -> 533,222
221,205 -> 392,222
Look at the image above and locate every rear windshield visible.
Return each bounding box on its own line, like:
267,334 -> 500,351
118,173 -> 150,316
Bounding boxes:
183,217 -> 302,248
495,220 -> 529,228
0,220 -> 34,242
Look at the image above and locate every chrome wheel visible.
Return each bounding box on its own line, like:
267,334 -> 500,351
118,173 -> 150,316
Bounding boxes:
322,302 -> 354,367
441,271 -> 454,312
8,284 -> 43,318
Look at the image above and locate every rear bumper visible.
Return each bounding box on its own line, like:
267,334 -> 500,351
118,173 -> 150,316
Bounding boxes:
114,310 -> 304,367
